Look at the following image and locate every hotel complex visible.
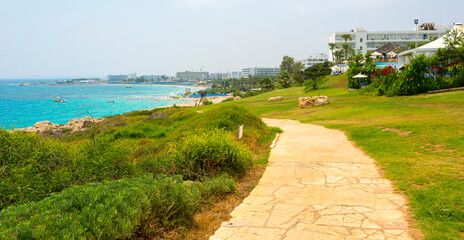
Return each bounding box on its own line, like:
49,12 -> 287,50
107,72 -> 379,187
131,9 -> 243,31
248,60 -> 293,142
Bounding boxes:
300,53 -> 329,68
176,71 -> 209,81
241,66 -> 281,78
329,23 -> 452,61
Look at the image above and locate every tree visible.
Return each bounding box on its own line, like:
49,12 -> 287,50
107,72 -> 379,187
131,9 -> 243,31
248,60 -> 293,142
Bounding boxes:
341,34 -> 353,60
342,43 -> 354,61
293,73 -> 304,84
277,70 -> 291,88
280,56 -> 295,74
444,28 -> 464,52
341,34 -> 353,43
291,62 -> 305,77
334,50 -> 344,63
259,77 -> 274,90
328,43 -> 339,62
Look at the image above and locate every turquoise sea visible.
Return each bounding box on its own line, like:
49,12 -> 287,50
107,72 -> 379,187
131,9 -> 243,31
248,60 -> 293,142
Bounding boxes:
0,79 -> 199,129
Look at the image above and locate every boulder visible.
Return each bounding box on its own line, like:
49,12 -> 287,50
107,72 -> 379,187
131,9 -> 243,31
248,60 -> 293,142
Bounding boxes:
23,121 -> 59,132
298,96 -> 330,108
234,96 -> 242,100
63,116 -> 102,131
147,112 -> 170,120
268,96 -> 283,102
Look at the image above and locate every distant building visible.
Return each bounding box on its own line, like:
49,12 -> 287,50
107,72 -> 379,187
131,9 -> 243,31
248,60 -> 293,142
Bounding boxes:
209,72 -> 229,80
176,71 -> 209,81
329,23 -> 452,61
141,75 -> 162,81
230,71 -> 242,79
241,66 -> 280,78
127,72 -> 137,79
300,54 -> 328,68
108,74 -> 128,83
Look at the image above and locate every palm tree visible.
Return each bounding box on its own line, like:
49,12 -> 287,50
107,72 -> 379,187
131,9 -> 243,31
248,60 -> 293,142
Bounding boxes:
341,34 -> 353,60
341,34 -> 353,43
328,43 -> 339,62
342,43 -> 355,61
293,61 -> 305,75
334,50 -> 344,63
278,70 -> 291,88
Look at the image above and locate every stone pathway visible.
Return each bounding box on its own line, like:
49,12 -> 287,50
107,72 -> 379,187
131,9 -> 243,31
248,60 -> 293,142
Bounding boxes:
210,119 -> 415,240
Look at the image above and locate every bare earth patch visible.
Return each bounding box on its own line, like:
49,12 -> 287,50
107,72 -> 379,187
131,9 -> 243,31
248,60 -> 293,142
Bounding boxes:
378,127 -> 413,136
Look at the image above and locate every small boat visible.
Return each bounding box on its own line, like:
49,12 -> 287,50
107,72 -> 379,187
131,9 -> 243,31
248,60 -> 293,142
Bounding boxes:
53,97 -> 67,102
125,85 -> 132,88
106,101 -> 114,103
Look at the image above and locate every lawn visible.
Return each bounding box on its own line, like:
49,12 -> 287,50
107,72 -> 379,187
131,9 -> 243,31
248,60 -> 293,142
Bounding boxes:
221,75 -> 464,240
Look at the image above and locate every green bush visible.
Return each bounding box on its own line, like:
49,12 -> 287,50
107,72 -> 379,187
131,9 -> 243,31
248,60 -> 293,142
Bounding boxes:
171,129 -> 252,180
199,174 -> 236,197
0,130 -> 72,209
0,175 -> 202,239
202,98 -> 213,105
108,122 -> 169,140
197,105 -> 264,132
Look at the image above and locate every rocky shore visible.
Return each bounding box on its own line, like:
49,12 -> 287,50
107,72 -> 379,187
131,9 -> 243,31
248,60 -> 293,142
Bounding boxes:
17,96 -> 236,134
18,116 -> 104,133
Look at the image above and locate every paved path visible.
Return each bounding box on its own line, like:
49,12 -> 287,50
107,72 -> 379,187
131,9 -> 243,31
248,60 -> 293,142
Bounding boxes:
211,119 -> 414,240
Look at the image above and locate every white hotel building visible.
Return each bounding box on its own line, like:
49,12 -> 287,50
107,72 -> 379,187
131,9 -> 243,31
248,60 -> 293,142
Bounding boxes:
329,23 -> 452,61
300,53 -> 329,68
241,66 -> 280,78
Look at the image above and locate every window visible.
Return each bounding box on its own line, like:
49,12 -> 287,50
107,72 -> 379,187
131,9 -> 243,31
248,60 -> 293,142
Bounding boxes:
360,38 -> 363,42
360,46 -> 363,50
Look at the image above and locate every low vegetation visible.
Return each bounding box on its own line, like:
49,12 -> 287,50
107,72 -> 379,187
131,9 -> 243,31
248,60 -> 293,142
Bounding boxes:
0,105 -> 277,239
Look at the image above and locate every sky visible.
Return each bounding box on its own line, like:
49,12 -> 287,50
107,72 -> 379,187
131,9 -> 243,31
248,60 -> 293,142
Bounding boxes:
0,0 -> 462,79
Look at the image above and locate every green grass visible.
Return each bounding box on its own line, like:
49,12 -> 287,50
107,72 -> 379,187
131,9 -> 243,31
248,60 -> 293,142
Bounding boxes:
223,74 -> 464,240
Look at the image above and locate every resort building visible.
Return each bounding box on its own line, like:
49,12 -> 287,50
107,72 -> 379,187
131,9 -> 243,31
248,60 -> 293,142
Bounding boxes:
241,66 -> 280,78
329,23 -> 452,61
230,71 -> 242,79
209,72 -> 229,80
299,53 -> 329,68
108,74 -> 128,83
176,71 -> 209,81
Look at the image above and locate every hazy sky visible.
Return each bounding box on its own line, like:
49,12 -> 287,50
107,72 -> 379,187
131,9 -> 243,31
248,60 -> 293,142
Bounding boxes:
0,0 -> 462,78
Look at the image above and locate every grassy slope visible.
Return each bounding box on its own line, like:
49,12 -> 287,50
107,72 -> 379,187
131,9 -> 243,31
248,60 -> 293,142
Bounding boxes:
1,106 -> 279,239
223,75 -> 464,240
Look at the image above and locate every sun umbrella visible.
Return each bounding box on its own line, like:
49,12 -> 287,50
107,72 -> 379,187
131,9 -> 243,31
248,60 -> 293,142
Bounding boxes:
353,73 -> 368,78
371,51 -> 382,57
353,73 -> 368,89
387,51 -> 397,58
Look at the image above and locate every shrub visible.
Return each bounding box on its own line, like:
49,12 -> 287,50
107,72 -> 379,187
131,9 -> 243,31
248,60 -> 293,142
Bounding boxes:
170,129 -> 252,180
221,97 -> 234,102
202,98 -> 213,105
0,175 -> 202,239
0,130 -> 72,209
108,122 -> 169,140
199,174 -> 236,197
198,105 -> 264,132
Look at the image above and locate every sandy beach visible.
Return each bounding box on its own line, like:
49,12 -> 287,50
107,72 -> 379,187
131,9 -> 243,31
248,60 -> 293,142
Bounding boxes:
149,95 -> 232,110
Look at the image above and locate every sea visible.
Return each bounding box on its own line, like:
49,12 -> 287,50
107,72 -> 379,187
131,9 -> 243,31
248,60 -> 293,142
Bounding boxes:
0,79 -> 200,130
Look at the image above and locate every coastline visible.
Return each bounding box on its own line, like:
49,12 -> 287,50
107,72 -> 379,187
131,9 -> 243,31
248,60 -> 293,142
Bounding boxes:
15,95 -> 232,132
1,83 -> 211,130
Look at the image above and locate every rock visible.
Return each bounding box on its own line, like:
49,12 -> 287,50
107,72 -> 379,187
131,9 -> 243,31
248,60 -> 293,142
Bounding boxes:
23,121 -> 59,132
147,112 -> 170,120
63,116 -> 102,131
268,96 -> 283,102
234,96 -> 242,100
298,96 -> 330,108
21,116 -> 104,133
